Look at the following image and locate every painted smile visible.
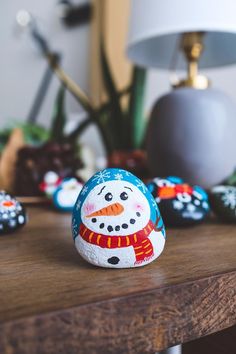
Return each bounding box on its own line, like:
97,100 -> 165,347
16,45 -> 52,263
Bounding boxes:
90,211 -> 142,233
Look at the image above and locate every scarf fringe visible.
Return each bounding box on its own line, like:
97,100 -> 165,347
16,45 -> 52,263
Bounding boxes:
135,254 -> 154,265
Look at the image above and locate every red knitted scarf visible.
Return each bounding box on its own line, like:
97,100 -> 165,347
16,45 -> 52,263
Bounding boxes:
79,220 -> 155,264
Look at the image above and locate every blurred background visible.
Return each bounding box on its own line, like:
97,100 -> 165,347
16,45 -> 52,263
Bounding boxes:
0,0 -> 236,199
2,0 -> 236,156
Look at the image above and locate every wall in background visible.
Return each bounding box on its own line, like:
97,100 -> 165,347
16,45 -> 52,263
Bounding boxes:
1,0 -> 236,159
0,0 -> 91,123
0,0 -> 107,155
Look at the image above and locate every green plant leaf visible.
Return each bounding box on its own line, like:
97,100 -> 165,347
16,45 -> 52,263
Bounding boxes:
21,123 -> 49,144
50,85 -> 66,141
128,66 -> 147,149
0,122 -> 50,152
47,51 -> 113,154
100,42 -> 124,149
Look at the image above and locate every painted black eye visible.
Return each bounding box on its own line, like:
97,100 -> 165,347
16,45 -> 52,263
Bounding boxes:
105,192 -> 113,201
120,192 -> 128,200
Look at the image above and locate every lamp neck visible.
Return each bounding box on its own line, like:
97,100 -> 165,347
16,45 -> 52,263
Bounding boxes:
173,32 -> 210,90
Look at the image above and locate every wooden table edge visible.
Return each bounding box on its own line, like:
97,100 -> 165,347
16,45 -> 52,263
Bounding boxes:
1,269 -> 236,354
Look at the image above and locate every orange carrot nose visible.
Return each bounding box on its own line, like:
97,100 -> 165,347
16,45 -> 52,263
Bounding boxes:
86,202 -> 124,218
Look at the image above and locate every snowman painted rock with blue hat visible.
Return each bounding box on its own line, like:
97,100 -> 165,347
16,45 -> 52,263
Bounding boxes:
72,168 -> 166,268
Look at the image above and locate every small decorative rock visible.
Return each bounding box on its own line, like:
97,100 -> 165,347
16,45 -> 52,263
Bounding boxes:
39,171 -> 62,197
209,185 -> 236,222
0,191 -> 26,234
147,176 -> 209,226
53,178 -> 83,212
72,168 -> 166,268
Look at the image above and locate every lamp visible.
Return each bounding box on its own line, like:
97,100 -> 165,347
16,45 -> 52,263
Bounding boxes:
127,0 -> 236,188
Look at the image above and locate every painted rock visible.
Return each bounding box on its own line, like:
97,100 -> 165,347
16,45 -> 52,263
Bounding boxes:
209,185 -> 236,222
53,178 -> 83,212
39,171 -> 62,197
0,191 -> 26,234
72,168 -> 166,268
147,177 -> 209,226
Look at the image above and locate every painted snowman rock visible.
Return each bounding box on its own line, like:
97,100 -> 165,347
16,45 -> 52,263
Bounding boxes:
209,185 -> 236,222
0,191 -> 26,234
147,177 -> 209,226
39,171 -> 62,197
72,168 -> 166,268
53,178 -> 83,212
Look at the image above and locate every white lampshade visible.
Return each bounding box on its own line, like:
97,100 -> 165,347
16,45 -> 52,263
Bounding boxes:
127,0 -> 236,69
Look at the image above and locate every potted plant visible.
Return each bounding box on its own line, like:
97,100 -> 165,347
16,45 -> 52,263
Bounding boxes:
54,44 -> 149,178
0,86 -> 84,197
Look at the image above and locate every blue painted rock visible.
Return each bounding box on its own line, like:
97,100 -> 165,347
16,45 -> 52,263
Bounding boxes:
209,185 -> 236,223
147,177 -> 209,226
0,191 -> 26,234
72,168 -> 166,268
53,178 -> 83,212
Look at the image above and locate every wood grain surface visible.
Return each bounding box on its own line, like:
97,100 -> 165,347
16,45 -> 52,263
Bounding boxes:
0,207 -> 235,353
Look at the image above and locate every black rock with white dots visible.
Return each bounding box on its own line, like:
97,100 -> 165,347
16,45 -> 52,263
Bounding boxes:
147,177 -> 209,227
0,191 -> 27,234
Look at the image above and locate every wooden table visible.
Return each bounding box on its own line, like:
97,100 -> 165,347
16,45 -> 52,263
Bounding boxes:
0,207 -> 235,354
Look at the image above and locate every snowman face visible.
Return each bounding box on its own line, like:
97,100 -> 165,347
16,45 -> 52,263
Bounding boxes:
81,180 -> 150,236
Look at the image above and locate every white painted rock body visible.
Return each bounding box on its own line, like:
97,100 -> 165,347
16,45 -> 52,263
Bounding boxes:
72,168 -> 166,268
53,178 -> 83,212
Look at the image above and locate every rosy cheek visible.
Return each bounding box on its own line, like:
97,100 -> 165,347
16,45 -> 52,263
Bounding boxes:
83,203 -> 95,215
133,203 -> 144,211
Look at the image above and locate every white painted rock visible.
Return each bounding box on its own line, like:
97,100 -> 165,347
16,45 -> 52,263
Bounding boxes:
53,178 -> 83,212
72,168 -> 166,268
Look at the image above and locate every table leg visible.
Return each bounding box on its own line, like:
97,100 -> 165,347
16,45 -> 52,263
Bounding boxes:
156,344 -> 182,354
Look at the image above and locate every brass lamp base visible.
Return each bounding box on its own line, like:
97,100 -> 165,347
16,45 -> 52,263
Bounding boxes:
172,32 -> 210,90
173,74 -> 209,90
